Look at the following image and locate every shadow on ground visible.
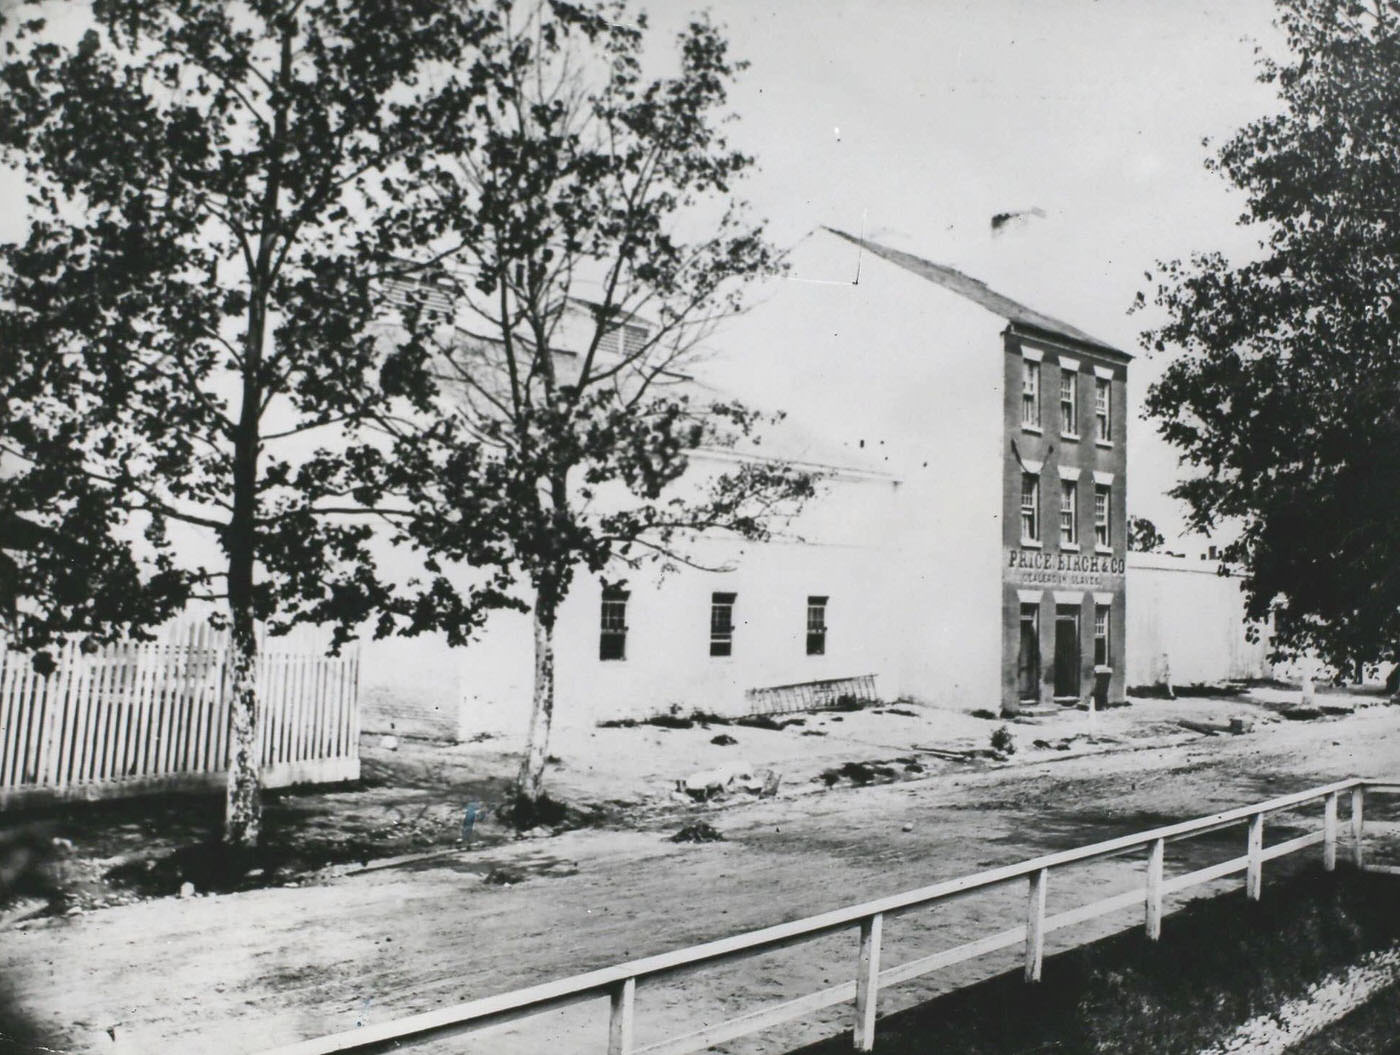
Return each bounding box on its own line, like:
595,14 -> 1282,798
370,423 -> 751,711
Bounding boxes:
788,868 -> 1400,1055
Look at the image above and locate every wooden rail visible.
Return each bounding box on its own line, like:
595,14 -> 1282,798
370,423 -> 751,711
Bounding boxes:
744,674 -> 879,716
257,777 -> 1395,1055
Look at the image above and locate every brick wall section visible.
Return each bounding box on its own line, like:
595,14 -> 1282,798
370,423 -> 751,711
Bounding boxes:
1000,329 -> 1130,713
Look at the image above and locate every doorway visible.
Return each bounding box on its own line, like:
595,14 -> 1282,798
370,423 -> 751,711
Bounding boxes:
1054,605 -> 1081,699
1017,604 -> 1040,703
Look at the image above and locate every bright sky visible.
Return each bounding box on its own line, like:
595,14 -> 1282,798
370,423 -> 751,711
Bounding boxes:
0,0 -> 1287,550
642,0 -> 1285,548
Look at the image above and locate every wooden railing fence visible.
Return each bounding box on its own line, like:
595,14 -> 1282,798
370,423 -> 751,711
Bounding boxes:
257,776 -> 1398,1055
0,622 -> 359,808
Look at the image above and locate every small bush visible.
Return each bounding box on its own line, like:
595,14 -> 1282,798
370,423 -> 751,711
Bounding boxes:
970,708 -> 998,720
990,725 -> 1016,755
499,792 -> 569,832
670,822 -> 725,843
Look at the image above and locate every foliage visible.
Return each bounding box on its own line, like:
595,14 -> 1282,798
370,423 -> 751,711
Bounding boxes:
1127,515 -> 1166,554
397,3 -> 815,801
990,724 -> 1015,755
1139,0 -> 1400,667
0,0 -> 512,841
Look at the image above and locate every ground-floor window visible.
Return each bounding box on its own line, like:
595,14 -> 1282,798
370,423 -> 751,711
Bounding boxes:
710,592 -> 736,657
1018,603 -> 1040,701
806,595 -> 828,655
1094,604 -> 1111,666
599,586 -> 629,661
1054,604 -> 1081,698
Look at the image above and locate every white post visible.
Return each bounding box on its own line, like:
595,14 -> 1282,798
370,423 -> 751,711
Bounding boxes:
607,976 -> 635,1055
1247,812 -> 1264,901
1145,838 -> 1165,940
1351,787 -> 1365,869
853,913 -> 883,1051
1025,868 -> 1048,983
1323,792 -> 1338,872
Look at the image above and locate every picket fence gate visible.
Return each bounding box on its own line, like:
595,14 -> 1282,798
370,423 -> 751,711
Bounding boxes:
0,622 -> 360,808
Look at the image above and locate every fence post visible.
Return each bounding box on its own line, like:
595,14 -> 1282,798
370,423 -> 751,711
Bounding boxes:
1351,786 -> 1365,869
607,976 -> 635,1055
1025,868 -> 1048,983
1246,812 -> 1264,901
1145,838 -> 1164,940
1323,792 -> 1338,871
853,912 -> 883,1051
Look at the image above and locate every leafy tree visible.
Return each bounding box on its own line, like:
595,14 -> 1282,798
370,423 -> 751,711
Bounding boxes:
1127,515 -> 1165,554
1140,0 -> 1400,669
0,0 -> 508,845
407,3 -> 815,809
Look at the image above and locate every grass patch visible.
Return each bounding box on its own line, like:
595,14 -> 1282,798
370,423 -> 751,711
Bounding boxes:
788,868 -> 1400,1055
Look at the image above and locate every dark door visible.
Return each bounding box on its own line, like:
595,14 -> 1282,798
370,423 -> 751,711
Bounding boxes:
1054,606 -> 1080,698
1018,604 -> 1040,702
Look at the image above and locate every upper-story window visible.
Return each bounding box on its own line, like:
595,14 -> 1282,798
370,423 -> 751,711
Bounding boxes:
1020,471 -> 1040,542
599,586 -> 629,661
806,596 -> 828,656
1021,360 -> 1040,429
710,592 -> 736,657
1094,484 -> 1111,549
1059,362 -> 1078,437
1060,479 -> 1078,547
1095,375 -> 1111,443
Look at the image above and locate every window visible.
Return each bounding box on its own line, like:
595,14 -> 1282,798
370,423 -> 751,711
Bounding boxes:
1060,371 -> 1077,436
1095,377 -> 1111,442
1094,485 -> 1111,548
1094,605 -> 1111,666
1021,360 -> 1040,428
806,596 -> 828,656
710,592 -> 736,657
1020,472 -> 1039,542
1060,479 -> 1078,547
599,587 -> 629,661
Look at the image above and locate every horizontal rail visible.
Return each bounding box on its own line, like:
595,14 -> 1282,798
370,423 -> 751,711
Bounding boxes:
637,981 -> 857,1055
1163,854 -> 1250,894
258,776 -> 1383,1055
878,924 -> 1027,988
1044,887 -> 1146,934
1261,830 -> 1325,861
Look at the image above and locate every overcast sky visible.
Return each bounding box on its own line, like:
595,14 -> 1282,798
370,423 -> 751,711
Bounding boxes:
644,0 -> 1285,548
1,0 -> 1288,549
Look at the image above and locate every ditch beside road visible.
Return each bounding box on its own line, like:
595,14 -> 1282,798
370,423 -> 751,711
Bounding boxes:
1,696 -> 1397,1054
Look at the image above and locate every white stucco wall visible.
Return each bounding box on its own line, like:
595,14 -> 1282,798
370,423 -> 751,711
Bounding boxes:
699,229 -> 1006,707
362,228 -> 1020,737
1124,552 -> 1271,687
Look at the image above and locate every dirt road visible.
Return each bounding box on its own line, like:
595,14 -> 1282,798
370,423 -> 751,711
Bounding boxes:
4,703 -> 1397,1055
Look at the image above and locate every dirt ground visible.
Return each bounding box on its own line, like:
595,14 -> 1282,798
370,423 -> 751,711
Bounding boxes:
1,691 -> 1286,913
2,692 -> 1398,1054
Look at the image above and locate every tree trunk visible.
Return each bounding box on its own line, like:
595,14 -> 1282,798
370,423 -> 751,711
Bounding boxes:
515,589 -> 556,804
224,397 -> 262,848
224,600 -> 261,847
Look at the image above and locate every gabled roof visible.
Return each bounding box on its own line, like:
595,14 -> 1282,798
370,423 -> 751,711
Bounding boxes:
823,226 -> 1127,358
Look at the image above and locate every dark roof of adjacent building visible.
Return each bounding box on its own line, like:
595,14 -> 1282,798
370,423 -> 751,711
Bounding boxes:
823,226 -> 1127,358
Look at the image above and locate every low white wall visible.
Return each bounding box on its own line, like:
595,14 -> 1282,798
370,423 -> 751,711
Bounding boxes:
1125,553 -> 1271,687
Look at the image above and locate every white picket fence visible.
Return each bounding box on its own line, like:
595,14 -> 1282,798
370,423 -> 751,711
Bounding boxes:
0,622 -> 360,808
